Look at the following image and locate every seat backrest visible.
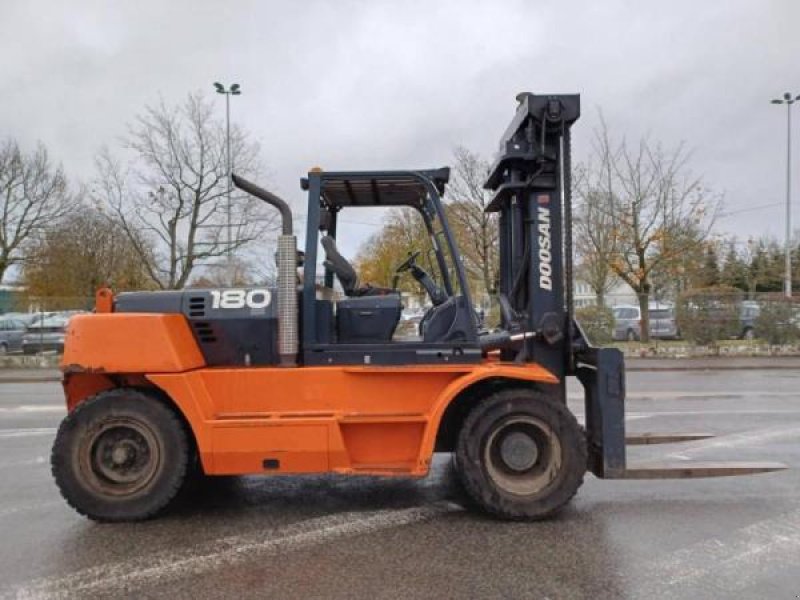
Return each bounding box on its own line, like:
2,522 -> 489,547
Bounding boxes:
321,235 -> 358,295
420,295 -> 476,343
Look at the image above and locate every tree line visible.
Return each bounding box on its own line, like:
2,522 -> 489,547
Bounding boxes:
693,236 -> 800,295
1,92 -> 277,304
353,120 -> 761,343
4,96 -> 772,343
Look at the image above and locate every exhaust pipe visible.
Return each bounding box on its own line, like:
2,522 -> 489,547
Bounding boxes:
232,173 -> 297,366
232,173 -> 293,235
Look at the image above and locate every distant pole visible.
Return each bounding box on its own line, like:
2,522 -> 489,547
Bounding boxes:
213,82 -> 242,284
771,92 -> 799,298
226,92 -> 231,256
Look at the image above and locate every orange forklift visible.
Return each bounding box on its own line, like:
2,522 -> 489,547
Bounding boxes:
51,93 -> 785,522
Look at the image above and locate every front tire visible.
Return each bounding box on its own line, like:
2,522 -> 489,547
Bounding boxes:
454,388 -> 586,520
51,388 -> 190,522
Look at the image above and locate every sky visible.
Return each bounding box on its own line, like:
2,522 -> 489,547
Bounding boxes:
1,0 -> 799,260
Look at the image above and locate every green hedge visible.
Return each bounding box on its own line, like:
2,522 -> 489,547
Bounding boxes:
677,286 -> 743,345
575,304 -> 614,346
755,299 -> 800,345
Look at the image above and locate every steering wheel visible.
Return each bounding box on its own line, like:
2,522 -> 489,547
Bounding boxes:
395,250 -> 421,273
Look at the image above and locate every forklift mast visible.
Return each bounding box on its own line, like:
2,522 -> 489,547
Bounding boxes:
484,93 -> 580,387
484,94 -> 648,477
483,93 -> 785,481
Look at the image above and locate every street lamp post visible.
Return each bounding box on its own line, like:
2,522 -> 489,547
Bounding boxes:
771,92 -> 800,298
213,82 -> 242,284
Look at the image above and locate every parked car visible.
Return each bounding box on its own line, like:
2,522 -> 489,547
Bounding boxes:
612,303 -> 679,341
21,315 -> 69,355
2,312 -> 40,326
0,317 -> 28,354
0,312 -> 62,326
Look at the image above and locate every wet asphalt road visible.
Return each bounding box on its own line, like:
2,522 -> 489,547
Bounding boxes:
0,370 -> 799,599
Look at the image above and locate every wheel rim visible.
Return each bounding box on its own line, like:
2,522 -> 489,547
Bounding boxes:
78,418 -> 162,496
483,416 -> 562,496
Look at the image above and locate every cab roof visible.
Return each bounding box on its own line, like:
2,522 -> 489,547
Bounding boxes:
301,168 -> 450,209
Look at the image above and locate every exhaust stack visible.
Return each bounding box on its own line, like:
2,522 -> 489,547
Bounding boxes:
231,173 -> 298,366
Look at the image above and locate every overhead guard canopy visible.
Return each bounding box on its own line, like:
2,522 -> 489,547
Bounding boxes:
301,168 -> 450,209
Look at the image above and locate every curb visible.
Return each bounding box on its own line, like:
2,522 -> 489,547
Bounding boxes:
0,376 -> 62,383
626,364 -> 800,372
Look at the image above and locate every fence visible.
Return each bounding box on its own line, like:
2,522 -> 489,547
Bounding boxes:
575,289 -> 800,347
10,291 -> 799,356
676,290 -> 800,345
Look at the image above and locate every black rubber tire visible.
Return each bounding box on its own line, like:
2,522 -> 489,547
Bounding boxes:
626,329 -> 638,342
51,388 -> 190,522
454,388 -> 587,520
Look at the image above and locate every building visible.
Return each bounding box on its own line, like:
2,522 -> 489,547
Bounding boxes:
574,279 -> 638,308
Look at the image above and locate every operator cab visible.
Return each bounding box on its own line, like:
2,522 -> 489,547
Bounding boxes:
301,168 -> 480,366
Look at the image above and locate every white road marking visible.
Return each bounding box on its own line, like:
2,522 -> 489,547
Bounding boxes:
567,390 -> 800,400
0,501 -> 61,519
0,405 -> 64,414
0,428 -> 56,439
0,456 -> 47,469
9,502 -> 462,599
632,409 -> 800,415
575,413 -> 648,419
572,409 -> 800,421
664,423 -> 800,458
638,508 -> 800,598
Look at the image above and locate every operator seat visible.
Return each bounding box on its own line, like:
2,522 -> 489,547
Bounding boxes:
321,235 -> 393,297
320,234 -> 401,343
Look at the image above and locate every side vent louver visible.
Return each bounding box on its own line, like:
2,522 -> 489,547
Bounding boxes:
193,321 -> 217,343
188,296 -> 206,318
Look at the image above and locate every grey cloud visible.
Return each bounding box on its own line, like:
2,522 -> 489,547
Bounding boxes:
1,0 -> 798,258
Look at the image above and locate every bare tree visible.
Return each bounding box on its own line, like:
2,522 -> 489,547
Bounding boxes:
574,160 -> 619,305
0,139 -> 75,283
95,93 -> 277,290
582,121 -> 720,341
445,147 -> 499,301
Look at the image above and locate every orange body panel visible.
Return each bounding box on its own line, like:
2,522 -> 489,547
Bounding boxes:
61,314 -> 205,373
145,362 -> 558,477
60,312 -> 558,479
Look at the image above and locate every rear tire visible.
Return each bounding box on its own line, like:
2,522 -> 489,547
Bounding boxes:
51,388 -> 190,522
626,329 -> 638,342
454,388 -> 586,520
